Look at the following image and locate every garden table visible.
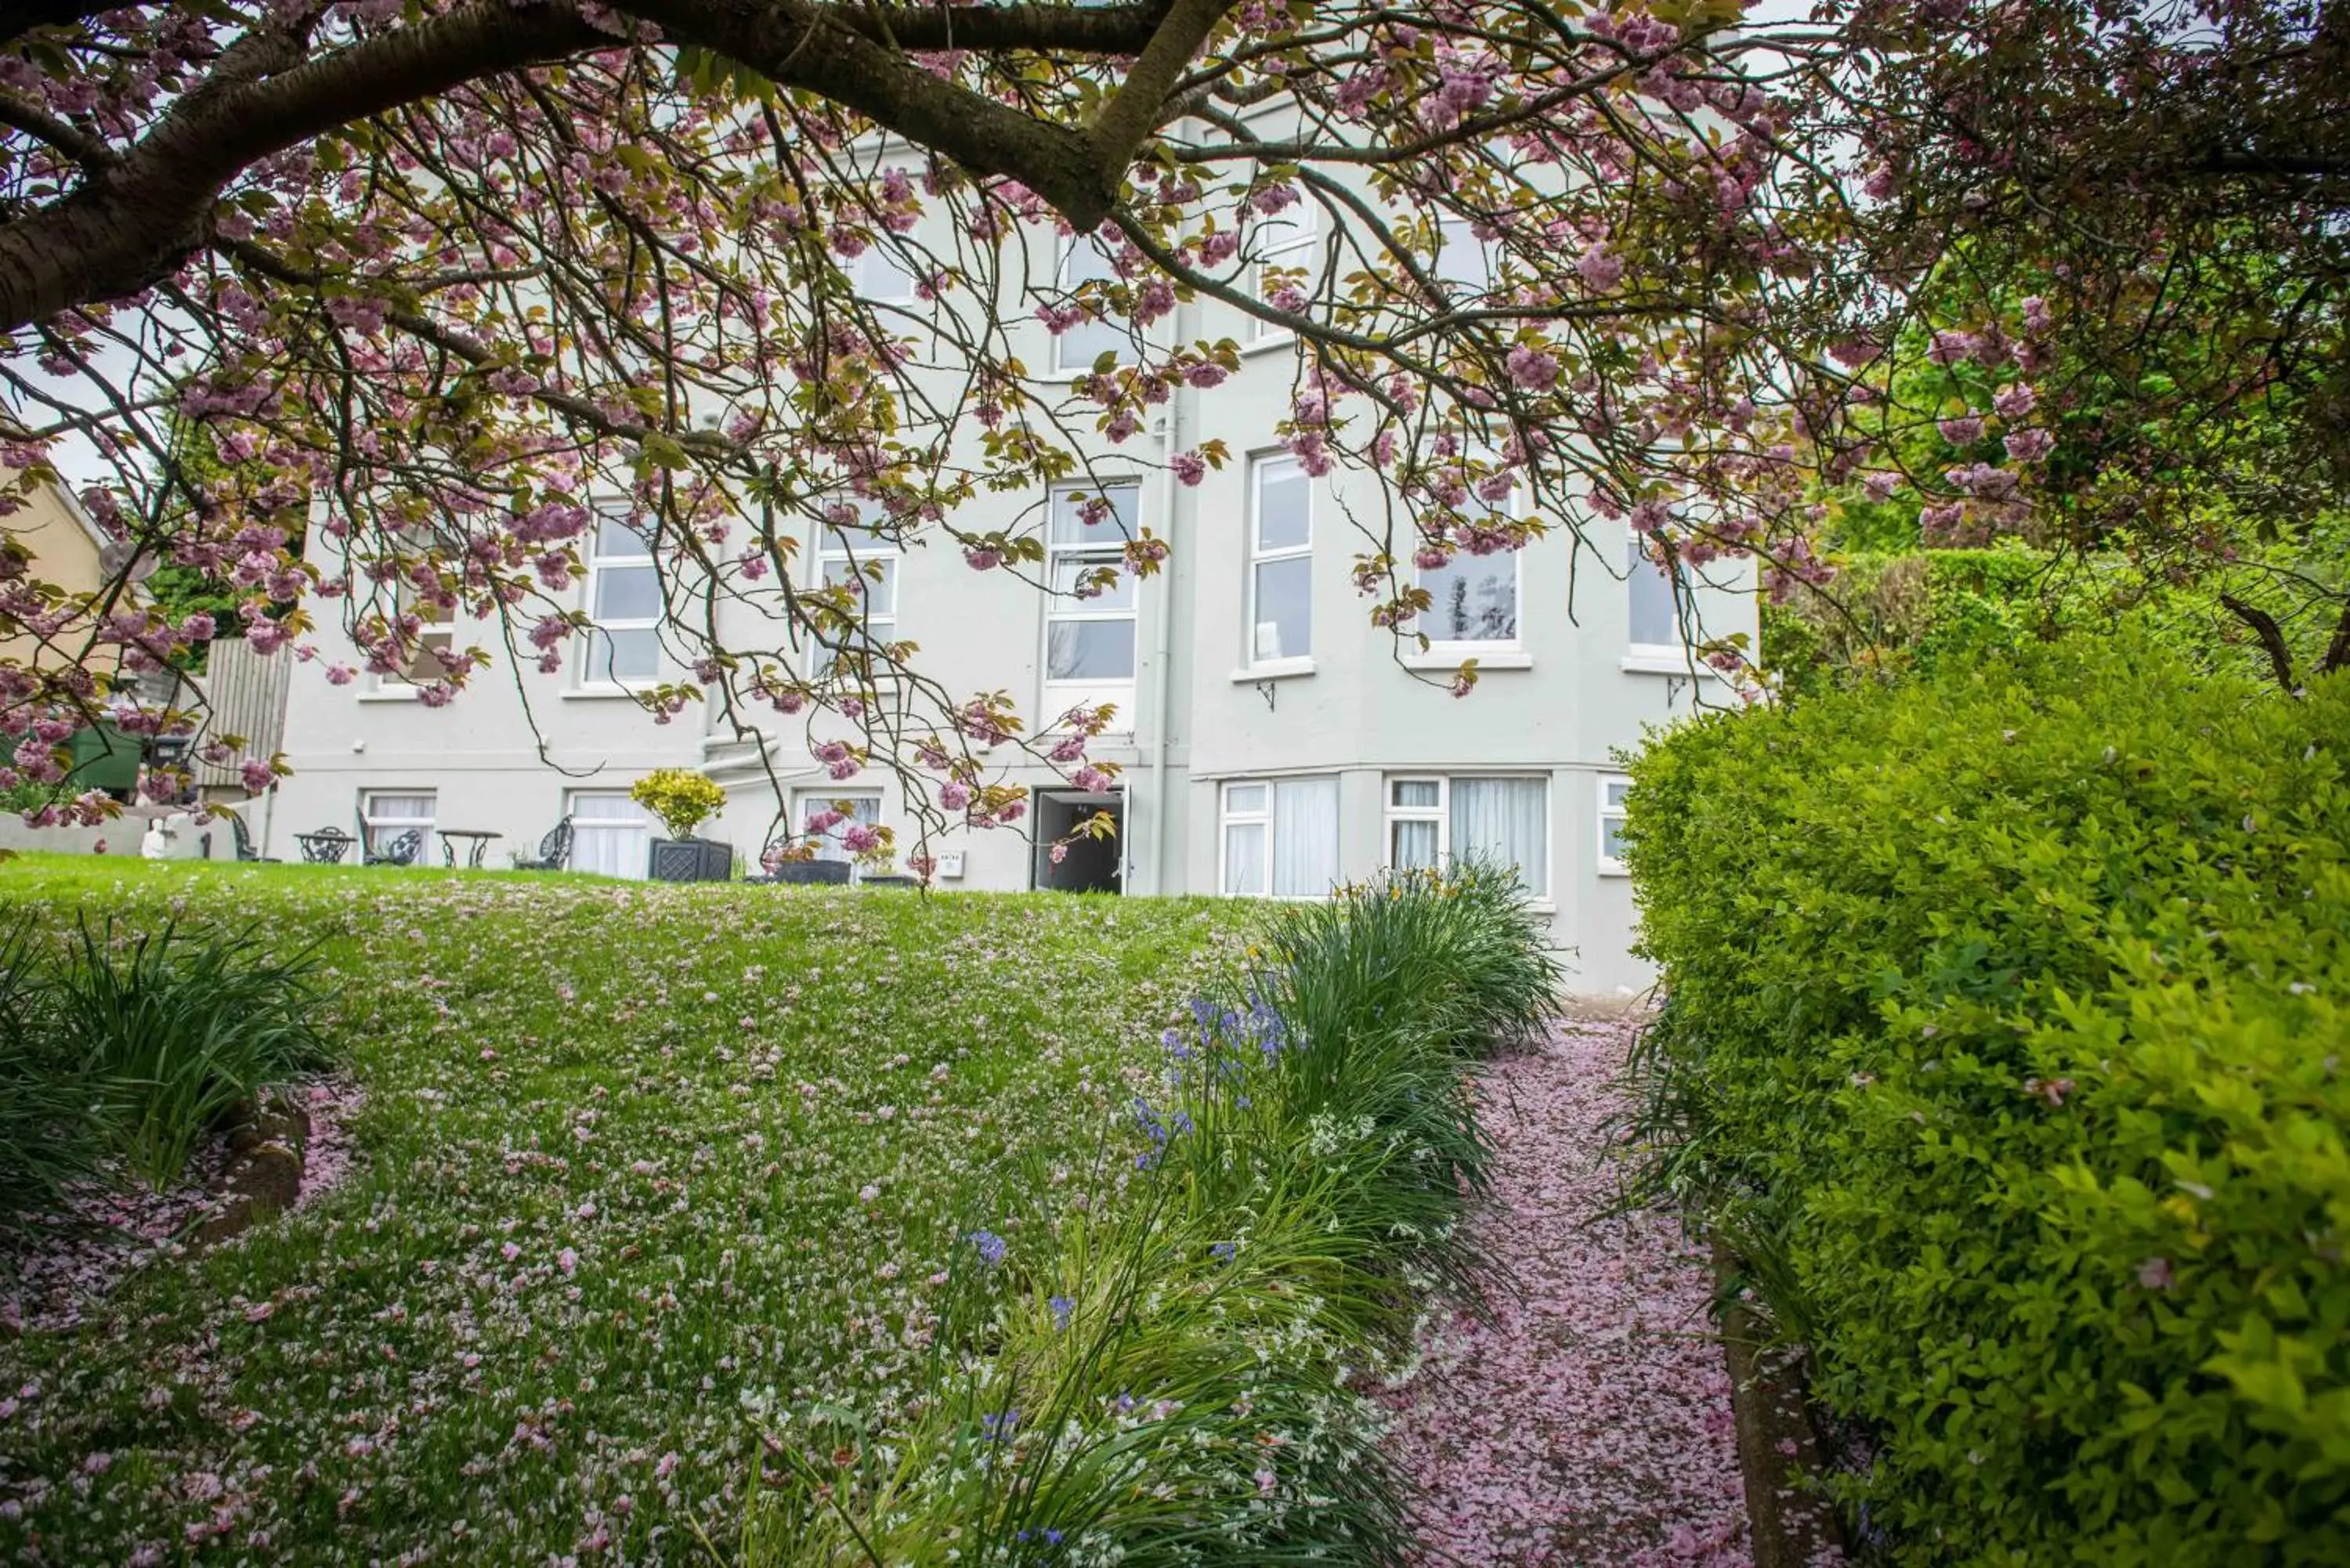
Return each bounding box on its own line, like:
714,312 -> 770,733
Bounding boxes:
439,829 -> 503,869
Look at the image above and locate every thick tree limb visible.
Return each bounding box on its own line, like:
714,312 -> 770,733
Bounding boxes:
0,0 -> 1187,337
2219,591 -> 2300,692
0,2 -> 603,335
1089,0 -> 1238,193
0,0 -> 106,49
2319,594 -> 2350,676
631,0 -> 1119,227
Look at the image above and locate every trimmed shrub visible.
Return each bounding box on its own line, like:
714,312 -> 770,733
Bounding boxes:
1627,634 -> 2350,1565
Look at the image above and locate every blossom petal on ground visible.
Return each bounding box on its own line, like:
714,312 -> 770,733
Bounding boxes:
1384,1014 -> 1752,1566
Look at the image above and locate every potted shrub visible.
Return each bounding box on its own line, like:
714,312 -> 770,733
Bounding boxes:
631,769 -> 733,882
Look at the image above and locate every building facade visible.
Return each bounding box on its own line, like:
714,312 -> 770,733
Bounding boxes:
266,168 -> 1754,995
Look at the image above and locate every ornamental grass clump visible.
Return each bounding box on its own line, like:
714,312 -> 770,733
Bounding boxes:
1627,631 -> 2350,1565
52,916 -> 334,1188
754,862 -> 1558,1564
0,927 -> 99,1223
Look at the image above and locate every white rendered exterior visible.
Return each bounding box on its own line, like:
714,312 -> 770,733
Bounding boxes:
268,157 -> 1754,995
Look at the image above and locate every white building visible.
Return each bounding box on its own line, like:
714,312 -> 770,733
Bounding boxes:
265,161 -> 1755,995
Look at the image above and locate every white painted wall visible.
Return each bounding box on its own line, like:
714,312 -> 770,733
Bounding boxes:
269,132 -> 1755,994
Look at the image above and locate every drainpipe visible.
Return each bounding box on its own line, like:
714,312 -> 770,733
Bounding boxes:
1146,310 -> 1187,898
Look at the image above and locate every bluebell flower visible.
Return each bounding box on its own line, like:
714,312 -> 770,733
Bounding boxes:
1049,1295 -> 1074,1331
968,1229 -> 1008,1267
1211,1241 -> 1238,1263
982,1407 -> 1019,1441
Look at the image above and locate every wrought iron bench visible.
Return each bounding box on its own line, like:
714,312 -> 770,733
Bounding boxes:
227,812 -> 280,863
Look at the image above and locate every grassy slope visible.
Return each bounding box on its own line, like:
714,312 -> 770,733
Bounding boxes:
0,858 -> 1252,1563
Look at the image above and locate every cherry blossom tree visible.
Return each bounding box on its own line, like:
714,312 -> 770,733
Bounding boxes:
1,0 -> 2340,848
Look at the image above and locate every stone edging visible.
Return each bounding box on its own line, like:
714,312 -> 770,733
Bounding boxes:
194,1093 -> 310,1247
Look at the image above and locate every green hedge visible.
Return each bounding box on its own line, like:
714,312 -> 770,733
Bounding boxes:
1627,634 -> 2350,1564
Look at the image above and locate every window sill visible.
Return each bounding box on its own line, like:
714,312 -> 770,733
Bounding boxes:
1622,651 -> 1702,676
356,688 -> 421,703
1401,648 -> 1533,672
1240,331 -> 1296,358
1597,863 -> 1630,879
562,686 -> 653,701
1230,658 -> 1316,682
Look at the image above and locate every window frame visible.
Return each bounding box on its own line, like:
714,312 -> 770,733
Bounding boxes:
1598,773 -> 1633,876
362,533 -> 456,699
1380,773 -> 1552,899
792,789 -> 886,880
578,502 -> 662,691
1626,533 -> 1690,663
1052,233 -> 1128,375
1412,477 -> 1525,654
1384,775 -> 1446,873
1217,775 -> 1340,900
1042,480 -> 1141,703
1250,185 -> 1318,341
359,789 -> 436,862
1245,453 -> 1314,670
812,513 -> 900,678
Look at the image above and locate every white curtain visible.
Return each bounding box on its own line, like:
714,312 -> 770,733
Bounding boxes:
1450,777 -> 1547,895
363,792 -> 435,858
1391,818 -> 1441,871
1224,820 -> 1266,896
570,792 -> 650,879
1271,777 -> 1340,898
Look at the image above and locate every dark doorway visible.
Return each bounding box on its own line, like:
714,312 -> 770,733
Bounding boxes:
1033,790 -> 1123,893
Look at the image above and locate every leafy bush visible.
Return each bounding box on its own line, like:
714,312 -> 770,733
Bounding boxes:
1764,547 -> 2330,702
1626,634 -> 2350,1564
629,768 -> 727,840
754,862 -> 1559,1563
52,918 -> 334,1188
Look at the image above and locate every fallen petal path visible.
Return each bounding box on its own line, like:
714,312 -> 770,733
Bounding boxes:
1384,1011 -> 1752,1566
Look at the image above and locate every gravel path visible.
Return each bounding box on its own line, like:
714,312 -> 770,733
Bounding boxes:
1383,1015 -> 1752,1566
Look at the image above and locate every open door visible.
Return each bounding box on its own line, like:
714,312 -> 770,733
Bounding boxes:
1032,787 -> 1124,893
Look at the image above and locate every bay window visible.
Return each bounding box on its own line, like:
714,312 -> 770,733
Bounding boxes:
1251,186 -> 1317,338
814,516 -> 898,677
1629,536 -> 1686,656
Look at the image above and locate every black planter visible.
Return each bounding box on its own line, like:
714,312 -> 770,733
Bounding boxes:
767,858 -> 851,886
648,836 -> 734,883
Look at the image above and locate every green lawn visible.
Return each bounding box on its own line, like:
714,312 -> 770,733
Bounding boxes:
0,858 -> 1253,1563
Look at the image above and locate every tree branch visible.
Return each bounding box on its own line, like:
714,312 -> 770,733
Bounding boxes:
0,0 -> 1186,336
2219,592 -> 2300,693
1088,0 -> 1237,189
0,0 -> 107,49
0,1 -> 603,335
2319,593 -> 2350,677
